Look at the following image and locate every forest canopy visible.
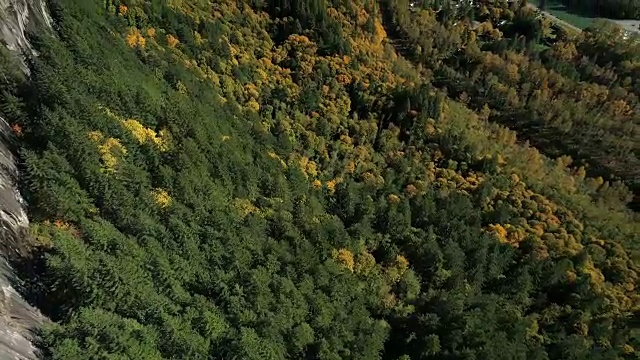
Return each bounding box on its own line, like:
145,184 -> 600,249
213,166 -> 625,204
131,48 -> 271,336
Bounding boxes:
0,0 -> 639,359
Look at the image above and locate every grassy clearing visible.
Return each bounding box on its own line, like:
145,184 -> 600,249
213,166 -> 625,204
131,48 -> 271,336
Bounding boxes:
530,0 -> 595,29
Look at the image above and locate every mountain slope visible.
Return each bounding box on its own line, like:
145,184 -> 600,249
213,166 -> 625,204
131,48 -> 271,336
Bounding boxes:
0,0 -> 638,359
383,0 -> 640,208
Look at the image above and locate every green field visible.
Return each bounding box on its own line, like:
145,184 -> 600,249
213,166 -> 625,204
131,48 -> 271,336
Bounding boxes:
530,0 -> 595,29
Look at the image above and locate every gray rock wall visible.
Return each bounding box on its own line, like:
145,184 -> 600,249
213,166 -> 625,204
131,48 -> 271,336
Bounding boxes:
1,0 -> 52,72
0,0 -> 52,358
0,118 -> 44,360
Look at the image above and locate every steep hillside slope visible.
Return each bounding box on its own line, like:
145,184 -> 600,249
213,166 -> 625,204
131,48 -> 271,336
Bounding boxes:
384,0 -> 640,208
0,0 -> 638,359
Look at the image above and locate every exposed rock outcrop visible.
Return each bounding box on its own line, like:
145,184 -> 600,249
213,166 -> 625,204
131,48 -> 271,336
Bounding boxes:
1,0 -> 51,72
0,0 -> 52,358
0,115 -> 45,360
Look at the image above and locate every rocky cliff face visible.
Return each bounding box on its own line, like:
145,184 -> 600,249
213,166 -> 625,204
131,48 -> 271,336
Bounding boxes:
0,115 -> 43,360
1,0 -> 51,72
0,0 -> 52,358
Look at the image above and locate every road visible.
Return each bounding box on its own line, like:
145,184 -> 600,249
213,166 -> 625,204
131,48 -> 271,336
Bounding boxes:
610,19 -> 640,33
